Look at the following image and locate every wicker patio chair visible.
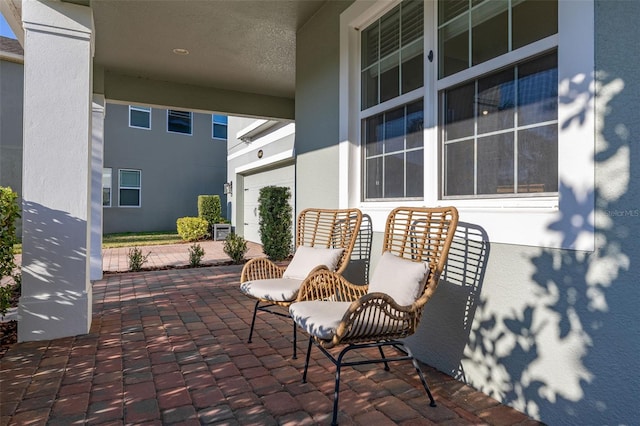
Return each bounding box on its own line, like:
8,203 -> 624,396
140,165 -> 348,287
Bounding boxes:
289,206 -> 459,425
240,208 -> 362,358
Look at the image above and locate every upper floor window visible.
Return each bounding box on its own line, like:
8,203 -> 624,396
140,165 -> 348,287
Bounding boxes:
167,110 -> 192,135
119,169 -> 141,207
102,168 -> 112,207
212,115 -> 228,140
129,106 -> 151,129
361,0 -> 424,201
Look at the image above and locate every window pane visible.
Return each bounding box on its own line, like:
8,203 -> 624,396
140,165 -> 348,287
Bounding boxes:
366,157 -> 383,199
472,0 -> 509,65
518,125 -> 558,193
362,21 -> 379,69
402,0 -> 423,45
120,189 -> 140,207
477,67 -> 515,134
384,152 -> 405,198
518,53 -> 558,126
364,114 -> 383,157
120,170 -> 140,188
443,82 -> 474,140
379,6 -> 400,58
401,43 -> 423,94
385,107 -> 405,153
168,110 -> 192,134
213,124 -> 227,139
406,100 -> 424,149
439,14 -> 469,78
445,140 -> 474,196
130,108 -> 150,128
361,67 -> 379,110
406,149 -> 424,197
513,0 -> 558,49
477,132 -> 514,194
380,53 -> 400,103
213,114 -> 227,124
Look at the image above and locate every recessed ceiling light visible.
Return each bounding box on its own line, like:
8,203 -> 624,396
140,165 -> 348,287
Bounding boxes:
172,48 -> 189,55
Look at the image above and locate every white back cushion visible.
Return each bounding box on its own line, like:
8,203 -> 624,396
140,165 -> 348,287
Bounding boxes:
282,246 -> 345,280
368,252 -> 428,306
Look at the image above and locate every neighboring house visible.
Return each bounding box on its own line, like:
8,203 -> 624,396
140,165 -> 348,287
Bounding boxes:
226,117 -> 295,244
0,36 -> 228,235
5,1 -> 639,425
103,103 -> 228,233
0,36 -> 23,225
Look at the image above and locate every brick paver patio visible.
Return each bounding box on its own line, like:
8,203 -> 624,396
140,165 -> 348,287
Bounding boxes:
1,247 -> 544,425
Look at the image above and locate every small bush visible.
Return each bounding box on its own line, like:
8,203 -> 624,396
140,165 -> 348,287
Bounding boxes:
188,243 -> 205,267
223,233 -> 248,264
128,246 -> 150,272
177,217 -> 209,241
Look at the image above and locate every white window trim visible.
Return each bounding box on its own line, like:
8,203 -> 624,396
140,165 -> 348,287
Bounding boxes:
118,168 -> 142,208
166,110 -> 193,135
128,105 -> 151,130
339,0 -> 595,251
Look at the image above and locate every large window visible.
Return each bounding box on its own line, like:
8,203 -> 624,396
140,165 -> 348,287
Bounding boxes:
438,0 -> 559,199
167,110 -> 192,135
129,106 -> 151,129
212,115 -> 228,140
119,169 -> 141,207
102,168 -> 112,207
361,0 -> 424,201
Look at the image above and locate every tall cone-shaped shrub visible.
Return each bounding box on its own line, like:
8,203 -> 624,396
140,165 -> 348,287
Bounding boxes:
258,186 -> 292,261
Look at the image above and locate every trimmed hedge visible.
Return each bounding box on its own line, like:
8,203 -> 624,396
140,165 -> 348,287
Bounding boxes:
177,217 -> 209,241
198,195 -> 222,225
258,186 -> 292,261
0,186 -> 20,281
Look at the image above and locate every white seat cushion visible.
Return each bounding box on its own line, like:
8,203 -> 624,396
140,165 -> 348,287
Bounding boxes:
240,278 -> 303,302
282,246 -> 345,280
367,252 -> 428,306
289,301 -> 352,340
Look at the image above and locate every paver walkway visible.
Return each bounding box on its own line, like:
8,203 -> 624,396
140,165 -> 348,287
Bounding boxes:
1,243 -> 544,425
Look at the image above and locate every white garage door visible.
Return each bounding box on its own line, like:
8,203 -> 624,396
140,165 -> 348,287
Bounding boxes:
243,165 -> 295,244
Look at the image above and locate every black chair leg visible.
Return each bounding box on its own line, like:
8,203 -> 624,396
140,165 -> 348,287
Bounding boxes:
404,344 -> 436,407
332,346 -> 350,426
302,336 -> 313,383
248,300 -> 260,343
292,320 -> 297,359
378,345 -> 390,371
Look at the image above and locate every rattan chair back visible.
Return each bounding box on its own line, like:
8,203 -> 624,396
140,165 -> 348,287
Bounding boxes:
296,208 -> 363,274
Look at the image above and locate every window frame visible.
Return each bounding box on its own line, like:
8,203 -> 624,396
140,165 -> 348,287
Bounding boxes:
167,109 -> 193,135
128,105 -> 151,130
212,114 -> 228,140
118,169 -> 142,208
339,0 -> 595,251
102,167 -> 112,208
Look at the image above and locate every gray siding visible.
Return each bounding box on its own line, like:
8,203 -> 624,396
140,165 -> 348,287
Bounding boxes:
103,103 -> 227,233
295,1 -> 640,424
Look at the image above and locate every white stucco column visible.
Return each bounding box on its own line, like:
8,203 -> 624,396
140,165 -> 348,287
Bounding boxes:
90,95 -> 104,281
19,0 -> 94,341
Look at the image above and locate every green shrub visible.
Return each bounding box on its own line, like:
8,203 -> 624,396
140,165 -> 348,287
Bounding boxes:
127,246 -> 150,272
188,243 -> 205,267
258,186 -> 292,261
223,233 -> 248,264
198,195 -> 222,225
177,217 -> 209,241
0,186 -> 20,286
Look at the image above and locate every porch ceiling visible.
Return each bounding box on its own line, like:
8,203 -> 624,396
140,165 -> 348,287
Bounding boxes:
89,0 -> 326,99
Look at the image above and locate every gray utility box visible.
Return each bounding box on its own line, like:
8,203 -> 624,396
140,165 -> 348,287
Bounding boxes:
213,224 -> 231,241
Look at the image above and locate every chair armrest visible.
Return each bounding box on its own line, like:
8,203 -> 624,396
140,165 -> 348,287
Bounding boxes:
296,269 -> 368,302
334,293 -> 419,344
240,257 -> 286,282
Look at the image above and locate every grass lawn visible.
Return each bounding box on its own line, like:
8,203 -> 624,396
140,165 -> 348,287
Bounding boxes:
13,231 -> 183,254
102,231 -> 183,248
